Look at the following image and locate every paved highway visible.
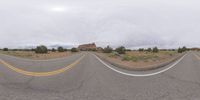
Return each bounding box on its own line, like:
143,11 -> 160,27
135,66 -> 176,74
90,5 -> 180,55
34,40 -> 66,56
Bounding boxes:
0,51 -> 199,100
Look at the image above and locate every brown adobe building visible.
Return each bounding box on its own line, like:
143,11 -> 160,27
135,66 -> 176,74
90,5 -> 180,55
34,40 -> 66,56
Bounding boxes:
78,43 -> 97,51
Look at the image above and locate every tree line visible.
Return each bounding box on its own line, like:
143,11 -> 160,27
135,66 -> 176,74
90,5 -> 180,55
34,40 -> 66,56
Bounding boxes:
103,46 -> 188,54
0,45 -> 189,54
0,45 -> 78,54
103,46 -> 159,54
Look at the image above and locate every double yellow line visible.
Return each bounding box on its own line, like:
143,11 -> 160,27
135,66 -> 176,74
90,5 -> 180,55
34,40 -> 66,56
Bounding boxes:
0,55 -> 85,77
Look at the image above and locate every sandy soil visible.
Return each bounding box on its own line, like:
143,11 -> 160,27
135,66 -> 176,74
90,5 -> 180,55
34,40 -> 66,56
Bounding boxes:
0,51 -> 78,60
96,51 -> 181,69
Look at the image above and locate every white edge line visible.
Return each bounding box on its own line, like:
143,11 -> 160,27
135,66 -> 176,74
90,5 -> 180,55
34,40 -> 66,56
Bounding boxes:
93,53 -> 187,77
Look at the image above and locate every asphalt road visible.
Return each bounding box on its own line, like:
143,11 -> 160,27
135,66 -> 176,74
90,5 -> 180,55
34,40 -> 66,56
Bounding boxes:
0,51 -> 199,100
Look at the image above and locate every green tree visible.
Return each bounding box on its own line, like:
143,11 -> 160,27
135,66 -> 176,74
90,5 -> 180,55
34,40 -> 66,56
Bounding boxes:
182,46 -> 187,52
178,47 -> 183,53
103,46 -> 113,53
138,48 -> 144,52
64,49 -> 68,51
71,48 -> 78,52
52,48 -> 56,52
115,46 -> 126,54
31,49 -> 35,51
125,49 -> 132,51
147,48 -> 152,52
57,46 -> 64,52
3,48 -> 8,51
152,47 -> 159,53
35,45 -> 48,54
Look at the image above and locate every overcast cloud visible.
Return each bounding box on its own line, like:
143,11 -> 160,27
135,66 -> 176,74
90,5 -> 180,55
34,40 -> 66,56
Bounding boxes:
0,0 -> 200,49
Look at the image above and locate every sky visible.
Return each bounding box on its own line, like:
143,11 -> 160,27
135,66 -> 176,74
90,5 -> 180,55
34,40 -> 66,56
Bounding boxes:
0,0 -> 200,49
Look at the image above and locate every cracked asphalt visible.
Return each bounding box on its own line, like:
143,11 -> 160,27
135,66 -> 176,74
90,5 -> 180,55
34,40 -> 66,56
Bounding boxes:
0,51 -> 199,100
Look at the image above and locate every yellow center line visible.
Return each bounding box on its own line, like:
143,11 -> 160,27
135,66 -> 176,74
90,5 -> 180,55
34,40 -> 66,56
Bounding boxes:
0,55 -> 85,77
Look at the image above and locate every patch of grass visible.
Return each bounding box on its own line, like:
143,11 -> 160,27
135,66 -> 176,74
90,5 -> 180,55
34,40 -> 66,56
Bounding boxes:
122,54 -> 160,62
108,51 -> 119,58
103,51 -> 179,69
122,55 -> 132,61
131,56 -> 138,62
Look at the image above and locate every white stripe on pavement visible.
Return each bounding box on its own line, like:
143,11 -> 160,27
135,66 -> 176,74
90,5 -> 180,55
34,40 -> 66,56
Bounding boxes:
93,54 -> 187,77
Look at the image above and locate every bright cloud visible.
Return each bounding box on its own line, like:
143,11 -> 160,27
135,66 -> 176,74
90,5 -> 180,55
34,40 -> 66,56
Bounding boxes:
0,0 -> 200,49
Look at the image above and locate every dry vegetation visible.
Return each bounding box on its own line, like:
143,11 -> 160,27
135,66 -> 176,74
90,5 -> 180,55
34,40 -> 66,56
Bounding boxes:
97,51 -> 181,69
0,51 -> 77,60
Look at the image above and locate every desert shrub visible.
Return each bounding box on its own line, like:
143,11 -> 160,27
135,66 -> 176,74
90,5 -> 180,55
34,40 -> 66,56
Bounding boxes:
103,46 -> 113,53
126,49 -> 132,51
91,49 -> 97,51
171,49 -> 175,51
138,48 -> 144,52
131,56 -> 138,62
71,48 -> 78,52
52,48 -> 56,52
115,46 -> 126,54
146,48 -> 152,52
178,46 -> 187,53
11,49 -> 19,51
109,51 -> 120,57
31,49 -> 35,51
182,46 -> 187,52
3,48 -> 8,51
64,49 -> 68,51
23,49 -> 32,51
58,46 -> 64,52
121,54 -> 159,62
152,47 -> 159,53
122,55 -> 138,62
169,53 -> 173,56
35,45 -> 48,54
122,55 -> 132,61
178,48 -> 183,53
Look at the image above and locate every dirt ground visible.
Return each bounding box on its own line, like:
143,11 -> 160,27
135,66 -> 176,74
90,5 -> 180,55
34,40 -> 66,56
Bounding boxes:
96,51 -> 181,69
0,51 -> 78,60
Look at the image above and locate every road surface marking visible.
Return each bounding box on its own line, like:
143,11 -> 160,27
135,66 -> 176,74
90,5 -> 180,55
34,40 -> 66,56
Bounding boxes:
93,54 -> 187,77
0,52 -> 83,62
0,55 -> 85,77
